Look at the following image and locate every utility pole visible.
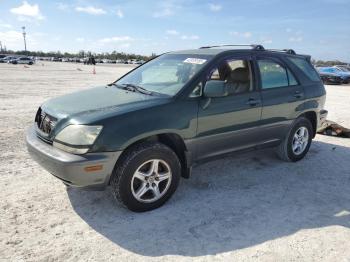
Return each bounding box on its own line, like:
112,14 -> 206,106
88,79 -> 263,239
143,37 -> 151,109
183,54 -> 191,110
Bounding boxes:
22,26 -> 27,52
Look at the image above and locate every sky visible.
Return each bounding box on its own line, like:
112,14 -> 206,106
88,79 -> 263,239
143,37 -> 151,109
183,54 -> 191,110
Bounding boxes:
0,0 -> 349,61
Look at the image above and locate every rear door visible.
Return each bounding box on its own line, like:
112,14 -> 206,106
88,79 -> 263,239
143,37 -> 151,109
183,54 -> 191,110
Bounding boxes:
255,55 -> 305,141
194,55 -> 263,160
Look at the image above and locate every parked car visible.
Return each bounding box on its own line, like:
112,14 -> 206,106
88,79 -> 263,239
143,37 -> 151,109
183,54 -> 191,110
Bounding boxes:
10,56 -> 34,65
0,56 -> 17,63
318,72 -> 343,85
26,45 -> 327,212
51,57 -> 62,62
317,67 -> 350,84
333,65 -> 350,72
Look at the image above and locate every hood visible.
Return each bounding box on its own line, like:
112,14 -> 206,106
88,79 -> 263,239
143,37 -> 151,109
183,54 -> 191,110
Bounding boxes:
41,86 -> 166,120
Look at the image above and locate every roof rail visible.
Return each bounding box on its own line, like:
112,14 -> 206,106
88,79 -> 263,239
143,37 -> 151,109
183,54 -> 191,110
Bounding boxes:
199,44 -> 265,50
268,49 -> 296,55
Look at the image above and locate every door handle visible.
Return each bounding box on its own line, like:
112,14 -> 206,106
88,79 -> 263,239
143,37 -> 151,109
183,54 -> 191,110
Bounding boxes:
246,98 -> 260,106
293,91 -> 303,99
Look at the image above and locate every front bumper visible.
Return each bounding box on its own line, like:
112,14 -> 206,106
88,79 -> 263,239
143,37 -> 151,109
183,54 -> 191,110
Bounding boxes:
26,126 -> 122,190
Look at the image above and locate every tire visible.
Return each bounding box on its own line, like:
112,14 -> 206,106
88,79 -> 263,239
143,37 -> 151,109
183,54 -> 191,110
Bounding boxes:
110,142 -> 181,212
277,117 -> 313,162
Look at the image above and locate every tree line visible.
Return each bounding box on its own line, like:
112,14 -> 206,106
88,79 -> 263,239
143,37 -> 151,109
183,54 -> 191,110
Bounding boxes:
0,49 -> 156,61
312,59 -> 349,66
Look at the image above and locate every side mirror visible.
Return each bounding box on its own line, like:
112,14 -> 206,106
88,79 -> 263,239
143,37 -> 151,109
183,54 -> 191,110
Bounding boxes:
203,80 -> 228,98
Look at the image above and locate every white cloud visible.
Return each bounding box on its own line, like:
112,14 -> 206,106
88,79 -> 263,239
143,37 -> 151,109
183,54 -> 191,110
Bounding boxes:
98,36 -> 133,44
0,30 -> 39,50
0,30 -> 23,43
181,35 -> 199,40
0,23 -> 12,29
243,32 -> 252,38
262,39 -> 272,44
75,6 -> 106,15
288,36 -> 303,42
209,3 -> 222,11
57,2 -> 69,11
286,28 -> 292,33
153,8 -> 173,18
116,9 -> 124,18
76,37 -> 85,43
166,30 -> 179,35
52,35 -> 62,41
10,1 -> 44,20
229,31 -> 252,38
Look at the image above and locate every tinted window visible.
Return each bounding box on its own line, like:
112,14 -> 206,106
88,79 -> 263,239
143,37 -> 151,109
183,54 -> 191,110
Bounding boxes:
208,59 -> 253,95
258,60 -> 289,89
288,57 -> 320,81
287,69 -> 298,85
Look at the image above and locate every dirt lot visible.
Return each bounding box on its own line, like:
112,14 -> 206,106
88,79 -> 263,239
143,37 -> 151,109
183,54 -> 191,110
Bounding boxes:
1,62 -> 350,261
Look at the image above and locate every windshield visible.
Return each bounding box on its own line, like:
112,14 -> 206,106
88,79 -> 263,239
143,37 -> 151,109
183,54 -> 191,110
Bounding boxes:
116,54 -> 211,96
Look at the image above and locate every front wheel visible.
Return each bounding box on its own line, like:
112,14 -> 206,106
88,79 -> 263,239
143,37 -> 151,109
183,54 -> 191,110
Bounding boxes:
110,142 -> 181,212
277,117 -> 313,162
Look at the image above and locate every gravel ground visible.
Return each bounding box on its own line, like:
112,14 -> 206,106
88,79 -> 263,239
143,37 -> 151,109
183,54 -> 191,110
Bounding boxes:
0,62 -> 349,262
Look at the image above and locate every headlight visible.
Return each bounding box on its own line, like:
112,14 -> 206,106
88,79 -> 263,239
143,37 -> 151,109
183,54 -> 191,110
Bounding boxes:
53,125 -> 103,154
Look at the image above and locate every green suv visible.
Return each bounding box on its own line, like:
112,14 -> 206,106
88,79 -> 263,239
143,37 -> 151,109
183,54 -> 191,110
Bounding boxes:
26,45 -> 327,212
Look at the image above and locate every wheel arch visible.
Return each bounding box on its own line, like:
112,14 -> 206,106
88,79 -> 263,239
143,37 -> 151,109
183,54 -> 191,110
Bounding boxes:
113,132 -> 191,181
299,111 -> 317,137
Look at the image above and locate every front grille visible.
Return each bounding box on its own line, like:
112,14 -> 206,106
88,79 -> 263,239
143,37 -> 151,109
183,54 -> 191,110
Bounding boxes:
35,107 -> 57,135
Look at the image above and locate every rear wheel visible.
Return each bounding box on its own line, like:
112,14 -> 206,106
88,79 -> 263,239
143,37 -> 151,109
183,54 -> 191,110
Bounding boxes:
277,117 -> 313,162
110,142 -> 181,212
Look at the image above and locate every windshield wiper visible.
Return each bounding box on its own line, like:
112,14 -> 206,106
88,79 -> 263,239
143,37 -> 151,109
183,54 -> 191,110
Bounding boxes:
123,83 -> 154,95
107,82 -> 153,96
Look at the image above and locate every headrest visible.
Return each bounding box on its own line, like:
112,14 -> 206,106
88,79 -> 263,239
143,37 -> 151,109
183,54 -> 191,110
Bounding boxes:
230,67 -> 249,82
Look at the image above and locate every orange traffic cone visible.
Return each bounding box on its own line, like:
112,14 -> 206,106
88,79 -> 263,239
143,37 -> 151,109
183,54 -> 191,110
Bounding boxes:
93,66 -> 96,74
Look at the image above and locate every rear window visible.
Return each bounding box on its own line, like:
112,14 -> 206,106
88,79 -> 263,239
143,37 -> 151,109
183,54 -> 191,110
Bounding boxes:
287,57 -> 320,81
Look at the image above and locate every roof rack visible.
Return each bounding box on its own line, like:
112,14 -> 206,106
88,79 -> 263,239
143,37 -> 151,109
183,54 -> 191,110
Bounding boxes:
199,44 -> 265,50
199,45 -> 297,55
267,49 -> 296,55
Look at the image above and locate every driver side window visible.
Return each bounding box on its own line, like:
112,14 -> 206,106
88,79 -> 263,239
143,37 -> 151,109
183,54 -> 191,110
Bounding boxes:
208,59 -> 253,95
189,58 -> 253,97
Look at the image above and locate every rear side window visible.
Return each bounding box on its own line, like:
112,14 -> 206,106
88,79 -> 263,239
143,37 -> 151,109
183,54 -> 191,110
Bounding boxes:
257,60 -> 288,89
287,57 -> 320,81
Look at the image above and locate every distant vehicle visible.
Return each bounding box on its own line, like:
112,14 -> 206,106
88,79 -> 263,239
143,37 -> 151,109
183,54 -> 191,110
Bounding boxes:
0,56 -> 17,63
333,65 -> 350,72
0,54 -> 7,61
317,67 -> 350,84
10,57 -> 34,65
318,72 -> 343,85
51,57 -> 62,62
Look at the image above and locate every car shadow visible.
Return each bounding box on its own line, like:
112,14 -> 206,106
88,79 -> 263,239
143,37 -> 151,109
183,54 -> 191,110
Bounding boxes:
67,140 -> 350,257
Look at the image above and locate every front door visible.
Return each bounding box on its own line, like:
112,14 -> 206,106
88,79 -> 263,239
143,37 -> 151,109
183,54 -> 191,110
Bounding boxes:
195,56 -> 263,161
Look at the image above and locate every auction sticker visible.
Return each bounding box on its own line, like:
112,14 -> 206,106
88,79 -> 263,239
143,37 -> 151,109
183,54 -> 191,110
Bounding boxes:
184,58 -> 207,65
